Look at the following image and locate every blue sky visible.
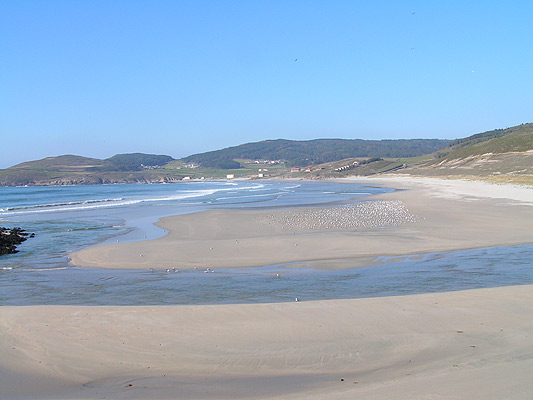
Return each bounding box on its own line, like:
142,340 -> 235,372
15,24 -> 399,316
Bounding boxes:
1,1 -> 532,168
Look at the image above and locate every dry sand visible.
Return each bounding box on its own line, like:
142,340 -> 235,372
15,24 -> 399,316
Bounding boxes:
1,285 -> 532,400
70,177 -> 533,271
3,177 -> 533,399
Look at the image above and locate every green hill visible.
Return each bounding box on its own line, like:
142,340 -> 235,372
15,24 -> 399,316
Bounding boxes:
184,138 -> 451,168
398,123 -> 533,183
1,153 -> 181,186
11,155 -> 109,171
434,123 -> 533,161
10,153 -> 175,172
105,153 -> 175,171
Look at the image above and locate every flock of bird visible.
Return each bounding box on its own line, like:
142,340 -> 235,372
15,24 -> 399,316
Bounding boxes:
260,200 -> 419,232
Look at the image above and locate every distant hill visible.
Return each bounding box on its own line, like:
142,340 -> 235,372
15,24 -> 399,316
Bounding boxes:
0,153 -> 181,186
11,155 -> 109,171
184,138 -> 451,168
433,123 -> 533,161
105,153 -> 174,171
10,153 -> 175,172
399,123 -> 533,183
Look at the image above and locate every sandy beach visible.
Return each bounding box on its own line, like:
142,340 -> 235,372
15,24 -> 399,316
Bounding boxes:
2,177 -> 533,399
1,285 -> 532,399
70,177 -> 533,271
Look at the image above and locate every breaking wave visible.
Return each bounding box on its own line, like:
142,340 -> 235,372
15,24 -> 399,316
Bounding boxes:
0,183 -> 268,216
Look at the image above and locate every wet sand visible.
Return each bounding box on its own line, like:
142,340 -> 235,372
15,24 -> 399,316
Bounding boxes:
70,177 -> 533,271
1,285 -> 532,399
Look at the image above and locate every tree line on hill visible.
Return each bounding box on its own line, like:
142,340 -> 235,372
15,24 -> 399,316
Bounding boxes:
92,153 -> 175,171
184,138 -> 451,168
434,123 -> 533,160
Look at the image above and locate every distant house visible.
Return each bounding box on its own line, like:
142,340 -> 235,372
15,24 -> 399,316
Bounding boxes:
334,160 -> 360,172
254,159 -> 281,165
140,164 -> 161,170
226,174 -> 235,179
290,168 -> 300,173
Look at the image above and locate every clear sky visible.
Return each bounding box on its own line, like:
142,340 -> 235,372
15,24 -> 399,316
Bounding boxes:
1,1 -> 532,168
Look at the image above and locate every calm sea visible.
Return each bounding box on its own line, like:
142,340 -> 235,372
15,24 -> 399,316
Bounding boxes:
0,180 -> 531,305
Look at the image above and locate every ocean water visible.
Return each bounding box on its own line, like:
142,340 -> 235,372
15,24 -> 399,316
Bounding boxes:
0,181 -> 531,305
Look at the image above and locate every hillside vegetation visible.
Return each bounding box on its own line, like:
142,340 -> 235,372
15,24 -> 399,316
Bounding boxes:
105,153 -> 174,171
0,153 -> 182,186
397,123 -> 533,183
11,153 -> 175,172
11,155 -> 108,170
184,138 -> 451,167
435,123 -> 533,161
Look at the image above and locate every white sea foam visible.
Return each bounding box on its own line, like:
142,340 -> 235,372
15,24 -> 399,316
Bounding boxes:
322,191 -> 372,195
3,198 -> 124,212
215,192 -> 284,201
19,267 -> 69,272
0,183 -> 267,216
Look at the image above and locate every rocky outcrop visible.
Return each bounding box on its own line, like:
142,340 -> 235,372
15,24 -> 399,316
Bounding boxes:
0,227 -> 35,255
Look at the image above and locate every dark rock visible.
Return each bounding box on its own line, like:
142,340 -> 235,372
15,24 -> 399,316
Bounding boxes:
0,227 -> 35,255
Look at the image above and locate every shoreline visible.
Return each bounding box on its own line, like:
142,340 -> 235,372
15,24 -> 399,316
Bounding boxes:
70,177 -> 533,271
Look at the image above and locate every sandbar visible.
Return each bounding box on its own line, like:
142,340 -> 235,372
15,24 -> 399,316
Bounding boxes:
70,177 -> 533,271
